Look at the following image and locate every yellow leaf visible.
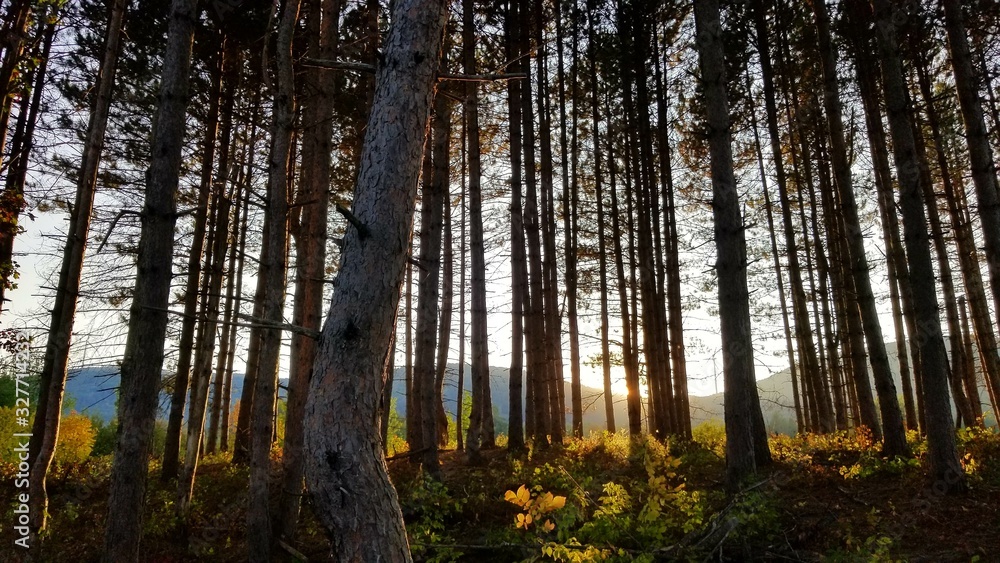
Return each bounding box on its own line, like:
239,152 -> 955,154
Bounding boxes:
543,519 -> 555,532
516,485 -> 531,506
550,495 -> 566,510
516,513 -> 526,528
504,490 -> 517,502
525,513 -> 533,525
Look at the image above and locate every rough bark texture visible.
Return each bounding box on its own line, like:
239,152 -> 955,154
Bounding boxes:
102,0 -> 199,559
278,0 -> 338,542
303,0 -> 449,558
694,0 -> 771,490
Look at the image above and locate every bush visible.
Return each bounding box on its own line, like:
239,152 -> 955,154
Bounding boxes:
54,411 -> 96,465
692,420 -> 726,457
90,416 -> 117,457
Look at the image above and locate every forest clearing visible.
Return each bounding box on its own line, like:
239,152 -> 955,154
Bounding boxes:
2,0 -> 1000,560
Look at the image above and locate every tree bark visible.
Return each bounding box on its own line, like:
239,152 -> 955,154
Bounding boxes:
102,0 -> 199,559
278,0 -> 339,543
27,2 -> 121,535
303,0 -> 449,558
942,0 -> 1000,325
587,0 -> 614,434
694,0 -> 771,490
506,0 -> 527,451
915,37 -> 1000,417
414,84 -> 451,477
811,0 -> 907,456
754,0 -> 830,433
464,0 -> 493,460
872,0 -> 963,486
248,1 -> 300,558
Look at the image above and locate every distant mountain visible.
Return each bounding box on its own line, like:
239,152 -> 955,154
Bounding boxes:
63,340 -> 997,431
64,367 -> 284,423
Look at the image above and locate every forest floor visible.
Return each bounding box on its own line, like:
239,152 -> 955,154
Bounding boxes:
2,424 -> 999,562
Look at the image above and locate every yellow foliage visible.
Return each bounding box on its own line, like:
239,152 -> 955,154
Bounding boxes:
55,411 -> 96,465
504,484 -> 567,532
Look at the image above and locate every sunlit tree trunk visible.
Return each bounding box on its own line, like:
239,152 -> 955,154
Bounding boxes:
303,0 -> 449,557
278,0 -> 339,543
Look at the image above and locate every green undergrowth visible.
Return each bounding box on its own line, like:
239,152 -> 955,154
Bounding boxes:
0,424 -> 996,561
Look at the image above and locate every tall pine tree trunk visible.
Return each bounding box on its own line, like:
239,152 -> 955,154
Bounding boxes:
942,0 -> 1000,323
278,0 -> 338,542
247,1 -> 299,559
28,1 -> 122,534
102,0 -> 198,559
811,0 -> 907,456
872,0 -> 962,486
303,0 -> 449,557
695,0 -> 770,489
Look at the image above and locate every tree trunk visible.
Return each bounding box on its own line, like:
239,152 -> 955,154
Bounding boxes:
0,0 -> 31,189
695,0 -> 770,489
518,0 -> 549,446
457,180 -> 467,451
248,1 -> 300,559
942,0 -> 1000,324
161,36 -> 225,480
436,194 -> 454,449
178,134 -> 234,519
915,42 -> 1000,418
303,0 -> 449,558
559,0 -> 583,440
27,3 -> 120,536
223,148 -> 254,452
811,0 -> 907,456
749,83 -> 804,433
653,23 -> 690,439
414,85 -> 451,477
464,0 -> 493,461
871,0 -> 962,486
607,119 -> 641,436
506,0 -> 527,451
848,25 -> 921,432
102,0 -> 199,559
532,0 -> 564,446
203,38 -> 240,458
278,0 -> 339,543
754,0 -> 829,433
587,0 -> 613,434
